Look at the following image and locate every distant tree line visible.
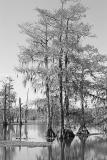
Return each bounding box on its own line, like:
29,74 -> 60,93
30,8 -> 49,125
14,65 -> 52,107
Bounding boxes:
0,77 -> 16,124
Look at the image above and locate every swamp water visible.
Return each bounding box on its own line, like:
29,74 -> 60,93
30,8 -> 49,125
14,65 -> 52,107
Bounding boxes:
0,123 -> 107,160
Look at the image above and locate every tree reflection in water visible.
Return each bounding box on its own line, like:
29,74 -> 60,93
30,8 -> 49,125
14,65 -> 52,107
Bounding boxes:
2,146 -> 16,160
19,124 -> 22,151
24,124 -> 28,140
1,124 -> 107,160
78,134 -> 88,160
0,124 -> 29,160
3,126 -> 7,140
0,126 -> 16,160
38,136 -> 74,160
60,141 -> 65,160
39,135 -> 89,160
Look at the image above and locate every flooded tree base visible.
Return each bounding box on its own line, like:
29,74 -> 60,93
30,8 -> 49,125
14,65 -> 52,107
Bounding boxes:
3,122 -> 8,127
63,129 -> 75,139
77,125 -> 89,135
78,133 -> 89,142
46,128 -> 56,142
58,129 -> 75,143
19,121 -> 23,125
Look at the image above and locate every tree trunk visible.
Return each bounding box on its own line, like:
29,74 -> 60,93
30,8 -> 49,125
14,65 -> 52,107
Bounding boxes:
81,89 -> 85,127
65,52 -> 69,115
25,88 -> 29,123
8,83 -> 11,124
59,1 -> 64,137
105,76 -> 107,107
65,19 -> 69,115
46,81 -> 51,129
80,68 -> 85,127
59,52 -> 64,137
45,24 -> 52,130
3,85 -> 7,126
25,109 -> 28,123
19,97 -> 22,125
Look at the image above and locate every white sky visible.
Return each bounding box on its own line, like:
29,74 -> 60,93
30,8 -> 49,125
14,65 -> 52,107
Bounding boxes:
0,0 -> 107,104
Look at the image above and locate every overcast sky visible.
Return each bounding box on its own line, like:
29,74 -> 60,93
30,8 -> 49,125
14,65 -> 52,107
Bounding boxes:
0,0 -> 107,103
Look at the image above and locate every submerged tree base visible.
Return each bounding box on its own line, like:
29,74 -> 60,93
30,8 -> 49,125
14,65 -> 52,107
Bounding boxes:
19,121 -> 23,126
77,125 -> 89,135
58,129 -> 75,143
64,129 -> 75,146
46,127 -> 56,142
78,133 -> 89,142
63,129 -> 75,139
3,122 -> 8,127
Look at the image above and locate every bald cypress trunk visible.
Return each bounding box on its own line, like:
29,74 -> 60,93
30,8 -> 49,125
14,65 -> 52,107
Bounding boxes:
59,51 -> 64,136
65,52 -> 69,115
3,85 -> 7,126
19,97 -> 22,125
59,1 -> 64,138
45,25 -> 52,133
80,68 -> 85,127
65,19 -> 69,116
46,78 -> 51,129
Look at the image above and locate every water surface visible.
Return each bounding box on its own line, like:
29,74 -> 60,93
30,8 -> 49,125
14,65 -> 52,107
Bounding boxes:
0,123 -> 107,160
